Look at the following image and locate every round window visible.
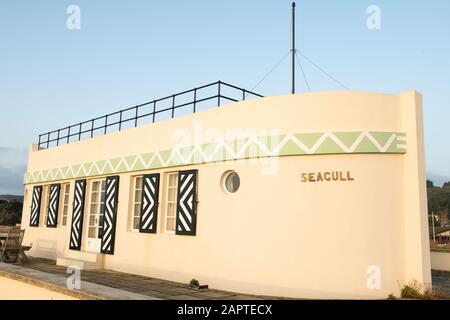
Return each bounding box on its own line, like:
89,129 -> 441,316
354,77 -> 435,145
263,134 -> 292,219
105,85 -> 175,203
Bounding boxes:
223,171 -> 240,194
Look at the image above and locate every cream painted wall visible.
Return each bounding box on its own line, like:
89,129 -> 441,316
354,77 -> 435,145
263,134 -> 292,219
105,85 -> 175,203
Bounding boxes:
399,92 -> 432,289
0,276 -> 77,300
20,91 -> 430,299
99,155 -> 405,299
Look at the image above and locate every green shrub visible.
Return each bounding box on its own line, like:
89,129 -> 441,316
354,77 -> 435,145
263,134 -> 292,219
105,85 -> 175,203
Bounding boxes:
401,280 -> 424,299
189,279 -> 199,287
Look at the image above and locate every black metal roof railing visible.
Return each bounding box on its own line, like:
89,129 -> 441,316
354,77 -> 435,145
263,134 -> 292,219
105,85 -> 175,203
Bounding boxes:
37,81 -> 263,150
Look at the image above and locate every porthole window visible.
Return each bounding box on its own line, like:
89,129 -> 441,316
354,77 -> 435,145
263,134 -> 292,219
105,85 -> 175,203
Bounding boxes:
222,171 -> 240,194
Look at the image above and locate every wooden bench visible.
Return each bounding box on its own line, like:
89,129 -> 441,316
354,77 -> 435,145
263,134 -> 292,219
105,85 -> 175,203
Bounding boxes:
0,229 -> 27,263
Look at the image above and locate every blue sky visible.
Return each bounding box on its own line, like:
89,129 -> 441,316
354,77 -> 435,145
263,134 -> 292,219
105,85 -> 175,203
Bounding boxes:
0,0 -> 449,194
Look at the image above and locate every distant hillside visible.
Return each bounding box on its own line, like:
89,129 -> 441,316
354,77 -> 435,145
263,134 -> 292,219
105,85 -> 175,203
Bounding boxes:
427,180 -> 450,227
0,199 -> 22,226
0,195 -> 23,226
0,195 -> 23,203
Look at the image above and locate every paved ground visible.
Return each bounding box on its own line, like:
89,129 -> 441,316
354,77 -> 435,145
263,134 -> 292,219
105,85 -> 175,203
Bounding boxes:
432,270 -> 450,297
13,257 -> 285,300
4,257 -> 450,300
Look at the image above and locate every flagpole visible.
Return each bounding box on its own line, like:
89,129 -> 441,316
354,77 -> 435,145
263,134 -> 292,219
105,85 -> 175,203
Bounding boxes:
291,1 -> 296,94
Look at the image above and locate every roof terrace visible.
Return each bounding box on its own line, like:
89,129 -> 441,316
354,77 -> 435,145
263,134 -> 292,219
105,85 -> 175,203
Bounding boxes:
37,81 -> 263,151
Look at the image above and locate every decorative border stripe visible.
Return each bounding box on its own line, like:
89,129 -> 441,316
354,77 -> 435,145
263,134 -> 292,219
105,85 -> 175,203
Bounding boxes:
24,131 -> 407,184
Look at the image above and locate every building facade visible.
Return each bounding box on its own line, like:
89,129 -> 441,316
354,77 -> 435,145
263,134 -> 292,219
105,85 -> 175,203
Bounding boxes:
21,89 -> 431,299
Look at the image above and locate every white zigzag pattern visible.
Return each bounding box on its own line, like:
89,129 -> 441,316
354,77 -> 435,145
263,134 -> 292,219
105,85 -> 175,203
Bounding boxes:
25,132 -> 405,183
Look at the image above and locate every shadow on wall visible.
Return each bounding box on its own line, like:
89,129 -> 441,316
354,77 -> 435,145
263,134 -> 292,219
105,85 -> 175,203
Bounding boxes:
30,239 -> 61,260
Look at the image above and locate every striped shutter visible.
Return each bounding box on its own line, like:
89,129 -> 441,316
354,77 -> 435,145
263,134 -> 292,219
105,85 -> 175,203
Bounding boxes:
139,174 -> 160,233
101,176 -> 120,255
29,186 -> 43,227
69,180 -> 86,251
46,184 -> 61,228
175,170 -> 198,236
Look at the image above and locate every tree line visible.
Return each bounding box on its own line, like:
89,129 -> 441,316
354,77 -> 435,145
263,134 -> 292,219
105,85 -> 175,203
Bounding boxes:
0,200 -> 22,226
427,180 -> 450,227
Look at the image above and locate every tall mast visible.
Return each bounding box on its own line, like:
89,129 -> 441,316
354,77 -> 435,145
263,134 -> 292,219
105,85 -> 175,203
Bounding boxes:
291,1 -> 296,94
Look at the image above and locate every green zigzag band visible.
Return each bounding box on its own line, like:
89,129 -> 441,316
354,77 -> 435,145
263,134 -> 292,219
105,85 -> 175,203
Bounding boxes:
24,131 -> 407,184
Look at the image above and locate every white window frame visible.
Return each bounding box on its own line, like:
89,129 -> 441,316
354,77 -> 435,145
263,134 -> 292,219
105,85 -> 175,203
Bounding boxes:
41,185 -> 51,227
87,179 -> 106,239
60,183 -> 71,227
130,175 -> 143,232
164,172 -> 178,233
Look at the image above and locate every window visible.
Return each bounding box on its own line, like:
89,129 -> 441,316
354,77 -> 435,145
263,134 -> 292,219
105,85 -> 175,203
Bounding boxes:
165,172 -> 178,232
222,171 -> 240,194
131,176 -> 143,231
41,185 -> 51,226
88,180 -> 106,238
60,183 -> 71,227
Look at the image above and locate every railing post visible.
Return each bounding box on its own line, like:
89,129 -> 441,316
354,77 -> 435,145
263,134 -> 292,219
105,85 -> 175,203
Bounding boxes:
38,135 -> 41,151
104,115 -> 108,135
152,101 -> 156,123
91,119 -> 94,138
171,95 -> 175,118
47,132 -> 50,149
193,88 -> 197,113
56,129 -> 60,146
119,111 -> 123,131
78,123 -> 82,141
67,126 -> 70,144
135,107 -> 138,127
218,81 -> 221,106
243,89 -> 246,101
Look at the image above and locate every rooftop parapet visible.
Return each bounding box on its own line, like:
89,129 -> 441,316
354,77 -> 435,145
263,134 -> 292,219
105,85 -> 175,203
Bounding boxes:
37,81 -> 263,151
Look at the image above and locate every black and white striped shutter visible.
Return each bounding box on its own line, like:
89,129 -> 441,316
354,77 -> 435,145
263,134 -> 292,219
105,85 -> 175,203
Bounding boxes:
29,186 -> 42,227
101,176 -> 120,255
139,173 -> 160,233
46,184 -> 60,228
175,170 -> 198,236
69,180 -> 86,251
